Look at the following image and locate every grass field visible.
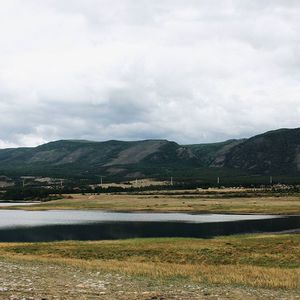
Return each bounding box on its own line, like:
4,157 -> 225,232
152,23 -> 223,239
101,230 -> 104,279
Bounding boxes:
9,190 -> 300,214
0,234 -> 299,290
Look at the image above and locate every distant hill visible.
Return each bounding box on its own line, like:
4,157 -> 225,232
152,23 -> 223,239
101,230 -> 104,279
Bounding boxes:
0,128 -> 299,181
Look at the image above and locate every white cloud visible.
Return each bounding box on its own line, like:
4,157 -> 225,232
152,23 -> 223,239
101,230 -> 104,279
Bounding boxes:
0,0 -> 299,147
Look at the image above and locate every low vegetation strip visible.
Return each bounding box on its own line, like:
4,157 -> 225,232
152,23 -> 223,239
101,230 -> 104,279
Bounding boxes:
0,234 -> 299,290
10,192 -> 300,214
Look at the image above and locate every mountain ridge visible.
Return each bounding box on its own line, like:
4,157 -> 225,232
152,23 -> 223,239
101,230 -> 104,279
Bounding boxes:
0,127 -> 299,180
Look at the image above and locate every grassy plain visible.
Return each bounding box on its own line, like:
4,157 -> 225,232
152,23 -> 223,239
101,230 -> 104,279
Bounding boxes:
9,189 -> 300,214
0,234 -> 299,291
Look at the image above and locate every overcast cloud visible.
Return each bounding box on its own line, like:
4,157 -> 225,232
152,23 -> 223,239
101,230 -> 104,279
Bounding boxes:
0,0 -> 300,147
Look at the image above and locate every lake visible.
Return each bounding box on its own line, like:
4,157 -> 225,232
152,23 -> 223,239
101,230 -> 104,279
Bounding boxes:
0,209 -> 298,242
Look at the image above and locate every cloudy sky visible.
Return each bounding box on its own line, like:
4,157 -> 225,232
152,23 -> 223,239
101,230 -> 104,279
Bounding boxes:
0,0 -> 299,147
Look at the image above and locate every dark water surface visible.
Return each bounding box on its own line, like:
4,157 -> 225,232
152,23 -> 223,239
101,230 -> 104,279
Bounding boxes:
0,210 -> 298,242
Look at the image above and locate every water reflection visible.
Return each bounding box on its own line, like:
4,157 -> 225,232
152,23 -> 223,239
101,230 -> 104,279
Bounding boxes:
0,215 -> 298,242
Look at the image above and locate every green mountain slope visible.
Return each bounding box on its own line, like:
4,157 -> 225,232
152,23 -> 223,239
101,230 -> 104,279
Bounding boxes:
185,139 -> 245,166
0,139 -> 197,179
219,128 -> 300,174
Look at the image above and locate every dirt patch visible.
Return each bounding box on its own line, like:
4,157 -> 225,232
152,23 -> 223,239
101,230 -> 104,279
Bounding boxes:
0,259 -> 299,299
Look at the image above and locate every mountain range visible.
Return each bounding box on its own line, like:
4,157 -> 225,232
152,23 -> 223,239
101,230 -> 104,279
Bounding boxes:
0,128 -> 299,182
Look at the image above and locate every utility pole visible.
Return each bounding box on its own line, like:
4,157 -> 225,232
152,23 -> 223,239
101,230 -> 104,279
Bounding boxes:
100,176 -> 103,185
270,176 -> 273,185
170,177 -> 173,186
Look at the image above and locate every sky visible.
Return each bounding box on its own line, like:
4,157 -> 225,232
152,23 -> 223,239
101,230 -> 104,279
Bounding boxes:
0,0 -> 300,148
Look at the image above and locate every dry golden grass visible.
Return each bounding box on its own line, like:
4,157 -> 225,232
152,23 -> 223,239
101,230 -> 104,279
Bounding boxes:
10,191 -> 300,214
1,234 -> 299,290
94,178 -> 170,188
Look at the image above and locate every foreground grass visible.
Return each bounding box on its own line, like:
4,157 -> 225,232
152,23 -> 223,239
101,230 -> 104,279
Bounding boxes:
0,234 -> 299,290
10,192 -> 300,214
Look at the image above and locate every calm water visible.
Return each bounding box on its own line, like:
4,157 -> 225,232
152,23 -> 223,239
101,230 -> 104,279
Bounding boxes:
0,202 -> 38,207
0,209 -> 298,242
0,210 -> 277,227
